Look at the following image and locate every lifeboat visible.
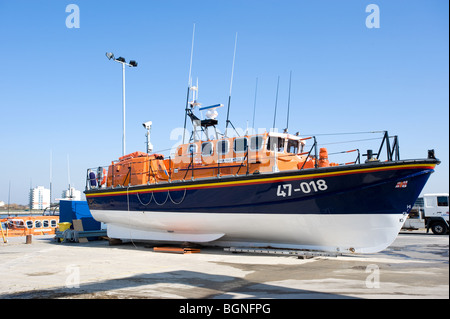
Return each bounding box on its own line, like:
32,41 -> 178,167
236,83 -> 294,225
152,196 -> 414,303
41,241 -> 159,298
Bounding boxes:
1,215 -> 60,238
84,75 -> 440,254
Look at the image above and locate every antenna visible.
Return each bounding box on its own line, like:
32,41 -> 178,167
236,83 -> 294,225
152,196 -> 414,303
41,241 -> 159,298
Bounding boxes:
7,180 -> 11,216
183,23 -> 196,144
49,149 -> 52,207
272,76 -> 280,131
188,23 -> 195,87
252,77 -> 258,130
225,32 -> 238,137
143,121 -> 153,153
285,70 -> 292,133
67,154 -> 72,198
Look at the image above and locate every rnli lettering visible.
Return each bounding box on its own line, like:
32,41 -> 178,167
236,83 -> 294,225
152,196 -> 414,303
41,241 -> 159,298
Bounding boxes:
218,157 -> 245,164
277,179 -> 328,197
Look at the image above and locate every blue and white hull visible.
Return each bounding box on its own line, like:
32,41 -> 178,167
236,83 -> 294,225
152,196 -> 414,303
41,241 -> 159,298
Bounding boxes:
86,160 -> 437,253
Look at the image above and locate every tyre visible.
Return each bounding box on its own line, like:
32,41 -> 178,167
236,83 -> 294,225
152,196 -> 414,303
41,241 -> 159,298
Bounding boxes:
431,221 -> 448,235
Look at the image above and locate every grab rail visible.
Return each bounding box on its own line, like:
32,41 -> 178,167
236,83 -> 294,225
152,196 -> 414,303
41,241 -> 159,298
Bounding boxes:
85,131 -> 400,191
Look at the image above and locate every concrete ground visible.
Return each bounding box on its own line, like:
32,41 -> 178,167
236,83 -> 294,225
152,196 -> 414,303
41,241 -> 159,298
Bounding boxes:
0,230 -> 448,300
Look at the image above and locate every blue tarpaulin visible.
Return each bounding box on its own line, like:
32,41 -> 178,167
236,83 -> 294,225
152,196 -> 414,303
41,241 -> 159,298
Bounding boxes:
59,200 -> 101,231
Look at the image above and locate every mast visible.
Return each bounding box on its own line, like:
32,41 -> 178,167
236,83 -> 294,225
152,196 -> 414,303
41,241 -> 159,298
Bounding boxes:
225,32 -> 238,138
67,154 -> 72,199
252,77 -> 258,130
49,149 -> 52,207
182,23 -> 196,145
7,180 -> 11,217
272,76 -> 280,131
285,70 -> 292,133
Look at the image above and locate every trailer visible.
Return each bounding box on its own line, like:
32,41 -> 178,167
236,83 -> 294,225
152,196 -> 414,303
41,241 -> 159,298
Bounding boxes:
403,193 -> 449,235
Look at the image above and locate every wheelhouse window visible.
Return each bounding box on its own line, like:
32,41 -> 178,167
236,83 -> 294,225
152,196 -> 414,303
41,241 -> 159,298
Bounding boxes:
217,140 -> 229,155
13,220 -> 24,228
201,142 -> 213,156
437,196 -> 449,207
287,139 -> 299,154
250,135 -> 264,151
234,138 -> 248,153
267,137 -> 285,152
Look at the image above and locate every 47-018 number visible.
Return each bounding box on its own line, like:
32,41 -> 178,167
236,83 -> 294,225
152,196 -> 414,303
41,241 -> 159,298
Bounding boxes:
276,180 -> 328,197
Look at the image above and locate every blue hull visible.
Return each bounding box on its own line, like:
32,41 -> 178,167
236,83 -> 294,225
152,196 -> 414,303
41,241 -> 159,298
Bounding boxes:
86,160 -> 436,216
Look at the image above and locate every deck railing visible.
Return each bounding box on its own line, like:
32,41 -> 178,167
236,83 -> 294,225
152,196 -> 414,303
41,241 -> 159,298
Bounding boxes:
85,131 -> 400,191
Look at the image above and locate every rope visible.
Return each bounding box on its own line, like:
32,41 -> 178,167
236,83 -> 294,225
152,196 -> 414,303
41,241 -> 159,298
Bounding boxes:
136,188 -> 187,206
62,229 -> 73,242
126,186 -> 138,249
168,189 -> 187,205
302,131 -> 385,136
152,191 -> 169,206
136,192 -> 152,206
320,137 -> 382,146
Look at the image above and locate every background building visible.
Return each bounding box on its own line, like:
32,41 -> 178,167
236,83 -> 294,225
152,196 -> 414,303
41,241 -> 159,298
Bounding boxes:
29,186 -> 50,210
61,187 -> 81,201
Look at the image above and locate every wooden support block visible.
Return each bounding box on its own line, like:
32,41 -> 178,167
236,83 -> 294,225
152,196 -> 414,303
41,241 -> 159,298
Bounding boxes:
108,238 -> 123,246
153,247 -> 201,254
72,220 -> 88,243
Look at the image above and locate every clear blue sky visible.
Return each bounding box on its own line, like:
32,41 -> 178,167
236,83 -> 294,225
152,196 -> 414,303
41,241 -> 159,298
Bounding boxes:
0,0 -> 448,205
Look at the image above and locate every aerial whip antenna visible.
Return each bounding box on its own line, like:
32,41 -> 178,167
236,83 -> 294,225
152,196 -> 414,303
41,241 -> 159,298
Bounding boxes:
272,75 -> 280,131
188,24 -> 195,87
49,149 -> 52,207
252,77 -> 258,130
67,154 -> 72,198
182,23 -> 196,144
225,32 -> 238,137
285,70 -> 292,133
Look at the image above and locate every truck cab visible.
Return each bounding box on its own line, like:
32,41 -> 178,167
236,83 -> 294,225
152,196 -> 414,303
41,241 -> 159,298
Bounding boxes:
403,193 -> 449,235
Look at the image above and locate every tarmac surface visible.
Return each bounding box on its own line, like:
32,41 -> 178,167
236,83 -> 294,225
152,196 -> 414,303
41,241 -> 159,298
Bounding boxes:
0,230 -> 448,300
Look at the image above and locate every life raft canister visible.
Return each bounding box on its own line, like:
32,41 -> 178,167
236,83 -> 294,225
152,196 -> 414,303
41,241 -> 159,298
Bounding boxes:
318,148 -> 330,167
97,167 -> 107,186
89,170 -> 97,187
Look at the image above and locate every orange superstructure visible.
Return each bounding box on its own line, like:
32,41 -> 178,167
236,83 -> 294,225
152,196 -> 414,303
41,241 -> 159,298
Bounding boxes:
87,131 -> 342,189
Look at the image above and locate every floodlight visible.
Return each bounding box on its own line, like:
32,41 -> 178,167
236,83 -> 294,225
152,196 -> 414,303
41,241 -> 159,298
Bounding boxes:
106,52 -> 114,60
105,52 -> 138,157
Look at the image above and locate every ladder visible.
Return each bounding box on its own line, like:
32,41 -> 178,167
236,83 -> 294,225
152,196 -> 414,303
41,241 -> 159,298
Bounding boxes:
224,247 -> 341,259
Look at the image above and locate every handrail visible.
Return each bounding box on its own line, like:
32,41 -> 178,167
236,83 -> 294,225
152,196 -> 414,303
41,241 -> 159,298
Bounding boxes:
376,131 -> 400,162
85,131 -> 399,191
299,136 -> 317,170
235,149 -> 249,176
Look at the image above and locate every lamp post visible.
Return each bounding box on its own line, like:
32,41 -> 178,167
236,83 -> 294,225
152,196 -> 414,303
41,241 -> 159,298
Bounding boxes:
106,52 -> 138,157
